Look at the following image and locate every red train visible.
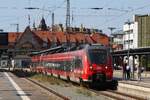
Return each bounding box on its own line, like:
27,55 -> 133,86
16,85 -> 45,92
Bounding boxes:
31,44 -> 114,86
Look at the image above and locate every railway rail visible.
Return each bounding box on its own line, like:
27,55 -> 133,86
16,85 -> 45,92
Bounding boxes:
69,79 -> 146,100
90,89 -> 146,100
26,78 -> 70,100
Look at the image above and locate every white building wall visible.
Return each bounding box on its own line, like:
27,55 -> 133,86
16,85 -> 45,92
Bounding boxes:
123,23 -> 134,31
114,37 -> 123,44
133,22 -> 138,48
123,22 -> 138,50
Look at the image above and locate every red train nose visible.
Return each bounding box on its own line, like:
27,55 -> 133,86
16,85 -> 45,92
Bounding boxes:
91,64 -> 103,71
92,64 -> 97,69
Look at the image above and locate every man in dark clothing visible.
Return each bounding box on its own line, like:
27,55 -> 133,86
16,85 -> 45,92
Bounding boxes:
122,63 -> 127,80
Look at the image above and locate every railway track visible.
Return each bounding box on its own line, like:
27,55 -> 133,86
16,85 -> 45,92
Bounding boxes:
90,89 -> 146,100
26,78 -> 70,100
70,80 -> 146,100
12,70 -> 147,100
26,76 -> 146,100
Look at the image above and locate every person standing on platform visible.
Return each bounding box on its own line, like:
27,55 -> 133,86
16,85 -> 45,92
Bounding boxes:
122,63 -> 127,80
136,61 -> 141,81
130,65 -> 134,80
126,64 -> 130,80
11,59 -> 15,71
129,57 -> 134,80
135,55 -> 141,81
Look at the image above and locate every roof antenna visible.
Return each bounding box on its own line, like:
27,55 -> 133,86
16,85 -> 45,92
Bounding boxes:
28,14 -> 31,27
28,0 -> 31,27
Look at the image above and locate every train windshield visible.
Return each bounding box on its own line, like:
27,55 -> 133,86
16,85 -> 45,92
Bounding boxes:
88,49 -> 107,64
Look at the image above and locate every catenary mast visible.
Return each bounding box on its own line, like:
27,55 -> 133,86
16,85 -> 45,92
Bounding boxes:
66,0 -> 71,32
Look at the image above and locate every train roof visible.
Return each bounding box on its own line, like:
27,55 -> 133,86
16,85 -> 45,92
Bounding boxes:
30,44 -> 107,56
30,45 -> 64,56
86,44 -> 107,49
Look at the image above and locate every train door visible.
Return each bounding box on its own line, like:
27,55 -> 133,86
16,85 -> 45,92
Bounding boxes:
63,59 -> 75,80
74,57 -> 83,81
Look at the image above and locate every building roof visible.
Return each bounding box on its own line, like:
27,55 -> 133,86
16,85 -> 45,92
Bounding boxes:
33,30 -> 52,42
90,33 -> 109,45
7,27 -> 109,48
8,32 -> 21,43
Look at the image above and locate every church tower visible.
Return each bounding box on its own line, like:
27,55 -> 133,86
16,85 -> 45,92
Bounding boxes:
38,17 -> 48,31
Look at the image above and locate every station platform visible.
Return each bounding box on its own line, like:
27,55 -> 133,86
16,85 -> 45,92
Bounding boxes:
113,70 -> 150,91
113,70 -> 150,99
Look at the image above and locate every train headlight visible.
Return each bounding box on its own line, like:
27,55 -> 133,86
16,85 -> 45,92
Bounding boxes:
105,66 -> 108,69
90,64 -> 97,70
90,66 -> 93,70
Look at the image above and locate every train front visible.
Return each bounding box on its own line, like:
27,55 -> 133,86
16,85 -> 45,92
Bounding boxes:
83,45 -> 113,84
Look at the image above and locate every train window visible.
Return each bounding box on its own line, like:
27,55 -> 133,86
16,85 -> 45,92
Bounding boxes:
56,61 -> 62,70
59,62 -> 64,70
60,61 -> 64,70
33,62 -> 36,67
88,49 -> 107,64
63,61 -> 67,71
71,60 -> 75,69
64,61 -> 72,71
75,58 -> 82,68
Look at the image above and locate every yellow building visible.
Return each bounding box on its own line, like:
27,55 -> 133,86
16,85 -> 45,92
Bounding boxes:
135,15 -> 150,47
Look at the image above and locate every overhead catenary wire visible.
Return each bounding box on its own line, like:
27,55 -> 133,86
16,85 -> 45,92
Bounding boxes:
23,0 -> 67,28
96,2 -> 150,32
45,0 -> 66,20
2,0 -> 150,33
50,14 -> 119,17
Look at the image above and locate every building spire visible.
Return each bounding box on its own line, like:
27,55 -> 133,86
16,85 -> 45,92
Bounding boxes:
39,17 -> 48,31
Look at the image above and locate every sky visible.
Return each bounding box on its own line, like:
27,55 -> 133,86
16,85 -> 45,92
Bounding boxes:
0,0 -> 150,35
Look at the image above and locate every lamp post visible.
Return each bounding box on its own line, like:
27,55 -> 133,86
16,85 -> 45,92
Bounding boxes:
108,27 -> 116,48
126,20 -> 131,67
